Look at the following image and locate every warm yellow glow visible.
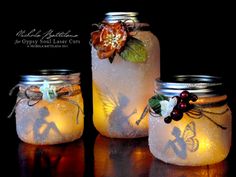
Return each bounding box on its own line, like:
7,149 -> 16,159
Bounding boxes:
38,124 -> 48,134
132,148 -> 145,161
92,29 -> 160,138
16,85 -> 84,145
93,82 -> 149,138
149,95 -> 231,166
93,83 -> 110,136
200,138 -> 211,151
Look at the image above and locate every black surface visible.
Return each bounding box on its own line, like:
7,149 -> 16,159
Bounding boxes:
1,1 -> 235,177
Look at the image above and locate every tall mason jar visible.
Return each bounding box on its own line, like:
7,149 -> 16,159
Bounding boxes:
148,75 -> 232,166
91,12 -> 160,138
13,69 -> 84,145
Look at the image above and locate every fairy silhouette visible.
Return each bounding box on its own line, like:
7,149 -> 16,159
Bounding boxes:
109,93 -> 137,135
99,87 -> 137,136
33,107 -> 64,143
163,121 -> 199,159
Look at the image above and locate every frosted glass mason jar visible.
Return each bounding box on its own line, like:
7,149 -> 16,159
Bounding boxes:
91,12 -> 160,138
13,69 -> 84,145
148,75 -> 231,166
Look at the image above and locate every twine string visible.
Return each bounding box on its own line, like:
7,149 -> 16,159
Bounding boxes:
136,100 -> 229,129
186,107 -> 229,130
8,84 -> 83,124
135,105 -> 149,125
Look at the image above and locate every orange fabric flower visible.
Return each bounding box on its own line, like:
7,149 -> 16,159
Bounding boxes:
91,22 -> 128,59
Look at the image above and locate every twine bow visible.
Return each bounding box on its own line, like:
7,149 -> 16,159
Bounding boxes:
8,81 -> 83,124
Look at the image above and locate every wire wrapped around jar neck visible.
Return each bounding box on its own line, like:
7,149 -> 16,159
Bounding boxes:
136,75 -> 229,128
8,70 -> 83,123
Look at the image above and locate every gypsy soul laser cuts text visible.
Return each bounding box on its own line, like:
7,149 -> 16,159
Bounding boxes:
14,29 -> 80,48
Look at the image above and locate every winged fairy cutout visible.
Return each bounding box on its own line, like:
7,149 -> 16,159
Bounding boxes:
97,85 -> 139,137
163,121 -> 199,159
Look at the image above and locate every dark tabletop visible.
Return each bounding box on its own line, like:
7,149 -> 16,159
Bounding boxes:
1,125 -> 235,177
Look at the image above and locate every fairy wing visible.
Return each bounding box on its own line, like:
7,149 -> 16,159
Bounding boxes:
97,85 -> 119,117
182,121 -> 199,152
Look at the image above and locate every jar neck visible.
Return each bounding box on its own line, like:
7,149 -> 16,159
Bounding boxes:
20,69 -> 80,86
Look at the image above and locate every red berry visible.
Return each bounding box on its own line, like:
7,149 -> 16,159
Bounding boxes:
190,94 -> 198,102
178,102 -> 188,111
180,90 -> 190,100
171,109 -> 183,121
164,117 -> 172,123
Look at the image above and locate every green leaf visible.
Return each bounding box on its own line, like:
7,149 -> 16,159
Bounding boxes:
120,37 -> 148,63
148,94 -> 168,114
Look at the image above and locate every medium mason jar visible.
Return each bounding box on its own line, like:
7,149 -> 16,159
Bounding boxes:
91,12 -> 160,138
148,75 -> 231,166
13,69 -> 84,145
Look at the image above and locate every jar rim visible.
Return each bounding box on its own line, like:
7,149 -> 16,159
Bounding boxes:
104,11 -> 139,23
105,12 -> 138,16
20,69 -> 80,85
169,75 -> 222,83
156,75 -> 225,97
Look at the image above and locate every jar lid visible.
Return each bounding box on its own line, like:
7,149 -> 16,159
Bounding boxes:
156,75 -> 225,97
104,12 -> 139,23
20,69 -> 80,85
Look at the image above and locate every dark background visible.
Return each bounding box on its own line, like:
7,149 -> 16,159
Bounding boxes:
1,1 -> 235,176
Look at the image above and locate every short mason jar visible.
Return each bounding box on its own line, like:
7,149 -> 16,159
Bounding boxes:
148,75 -> 232,166
13,69 -> 84,145
91,12 -> 160,138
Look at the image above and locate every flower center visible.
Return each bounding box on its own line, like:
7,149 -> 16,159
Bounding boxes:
104,33 -> 122,48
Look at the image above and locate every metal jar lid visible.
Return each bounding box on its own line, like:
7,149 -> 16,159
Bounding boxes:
156,75 -> 225,97
104,12 -> 139,23
20,69 -> 80,85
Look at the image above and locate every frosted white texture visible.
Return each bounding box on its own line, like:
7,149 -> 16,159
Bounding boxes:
148,103 -> 231,166
16,94 -> 84,145
92,31 -> 160,138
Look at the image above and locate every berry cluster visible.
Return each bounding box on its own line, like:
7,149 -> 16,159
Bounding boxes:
164,91 -> 198,123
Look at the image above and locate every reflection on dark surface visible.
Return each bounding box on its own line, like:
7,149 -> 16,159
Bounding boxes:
149,157 -> 229,177
94,135 -> 153,177
18,139 -> 84,177
16,135 -> 231,177
94,134 -> 230,177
